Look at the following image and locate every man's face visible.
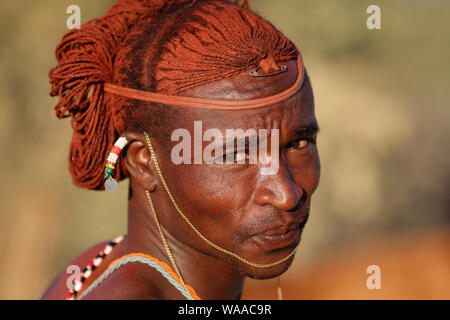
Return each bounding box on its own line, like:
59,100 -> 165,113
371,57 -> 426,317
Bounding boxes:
150,60 -> 320,279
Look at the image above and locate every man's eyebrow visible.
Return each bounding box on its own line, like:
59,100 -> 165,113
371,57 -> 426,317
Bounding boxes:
292,123 -> 320,139
209,124 -> 320,153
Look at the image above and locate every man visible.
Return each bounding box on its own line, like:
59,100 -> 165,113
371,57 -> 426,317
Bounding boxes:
42,0 -> 320,300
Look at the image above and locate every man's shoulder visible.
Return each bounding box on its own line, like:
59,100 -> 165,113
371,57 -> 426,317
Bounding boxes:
80,262 -> 162,300
41,239 -> 119,300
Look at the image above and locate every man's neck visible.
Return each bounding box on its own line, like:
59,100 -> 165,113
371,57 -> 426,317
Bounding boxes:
125,186 -> 245,300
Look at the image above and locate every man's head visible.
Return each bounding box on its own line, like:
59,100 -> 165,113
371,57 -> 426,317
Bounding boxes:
50,0 -> 320,279
123,59 -> 320,279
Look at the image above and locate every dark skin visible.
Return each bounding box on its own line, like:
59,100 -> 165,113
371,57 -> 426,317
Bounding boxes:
41,59 -> 320,300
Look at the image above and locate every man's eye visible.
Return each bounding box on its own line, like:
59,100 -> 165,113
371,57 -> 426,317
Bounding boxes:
297,140 -> 308,148
287,139 -> 312,150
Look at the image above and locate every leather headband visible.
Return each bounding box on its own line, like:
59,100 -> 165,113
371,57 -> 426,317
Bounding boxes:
104,50 -> 304,110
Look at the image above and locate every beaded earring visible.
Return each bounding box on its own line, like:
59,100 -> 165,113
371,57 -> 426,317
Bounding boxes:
104,136 -> 128,192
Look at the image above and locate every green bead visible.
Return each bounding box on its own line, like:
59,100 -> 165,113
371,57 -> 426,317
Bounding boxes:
104,174 -> 109,179
106,167 -> 113,174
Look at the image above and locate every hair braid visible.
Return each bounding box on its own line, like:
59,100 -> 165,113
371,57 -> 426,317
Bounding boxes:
49,0 -> 298,190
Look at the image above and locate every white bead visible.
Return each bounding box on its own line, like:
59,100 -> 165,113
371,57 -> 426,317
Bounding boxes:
74,281 -> 82,292
84,269 -> 92,279
107,155 -> 118,162
93,257 -> 102,267
114,235 -> 124,243
104,245 -> 112,255
115,137 -> 128,148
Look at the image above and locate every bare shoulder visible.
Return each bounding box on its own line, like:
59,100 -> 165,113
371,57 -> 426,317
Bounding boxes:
41,238 -> 123,300
41,237 -> 187,300
77,258 -> 188,300
80,263 -> 162,300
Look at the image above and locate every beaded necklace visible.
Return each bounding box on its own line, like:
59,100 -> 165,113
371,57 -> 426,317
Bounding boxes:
66,235 -> 124,300
67,236 -> 200,300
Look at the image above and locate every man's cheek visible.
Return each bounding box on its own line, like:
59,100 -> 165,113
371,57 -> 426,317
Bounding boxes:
294,157 -> 321,194
310,156 -> 321,193
191,207 -> 221,216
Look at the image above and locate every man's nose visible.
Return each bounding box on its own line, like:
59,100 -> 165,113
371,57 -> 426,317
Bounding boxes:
253,159 -> 304,212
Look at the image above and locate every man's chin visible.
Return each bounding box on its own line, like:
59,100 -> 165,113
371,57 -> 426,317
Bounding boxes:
225,249 -> 297,280
245,254 -> 296,280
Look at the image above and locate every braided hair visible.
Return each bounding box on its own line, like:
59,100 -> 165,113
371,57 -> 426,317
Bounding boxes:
49,0 -> 298,190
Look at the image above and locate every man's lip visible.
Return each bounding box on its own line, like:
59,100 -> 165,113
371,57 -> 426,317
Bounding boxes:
252,226 -> 302,251
249,210 -> 309,251
254,209 -> 310,237
259,223 -> 300,237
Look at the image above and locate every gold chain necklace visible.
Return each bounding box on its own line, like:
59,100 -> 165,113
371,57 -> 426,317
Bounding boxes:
143,131 -> 292,299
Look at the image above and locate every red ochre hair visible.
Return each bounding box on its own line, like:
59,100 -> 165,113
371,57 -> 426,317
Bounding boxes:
49,0 -> 298,190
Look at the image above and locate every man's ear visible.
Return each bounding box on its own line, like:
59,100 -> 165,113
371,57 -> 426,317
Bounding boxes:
122,129 -> 157,192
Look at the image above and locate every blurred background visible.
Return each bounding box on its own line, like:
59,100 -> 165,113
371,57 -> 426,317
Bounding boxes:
0,0 -> 448,299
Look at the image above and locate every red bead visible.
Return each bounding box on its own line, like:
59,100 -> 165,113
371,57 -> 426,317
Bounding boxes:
111,146 -> 122,154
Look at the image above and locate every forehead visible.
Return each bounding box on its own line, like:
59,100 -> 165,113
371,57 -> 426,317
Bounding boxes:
179,59 -> 299,100
168,59 -> 315,132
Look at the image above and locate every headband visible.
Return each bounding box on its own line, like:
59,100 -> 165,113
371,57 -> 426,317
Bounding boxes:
103,50 -> 304,110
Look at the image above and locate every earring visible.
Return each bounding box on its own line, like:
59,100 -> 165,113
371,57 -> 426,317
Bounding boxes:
104,136 -> 128,192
